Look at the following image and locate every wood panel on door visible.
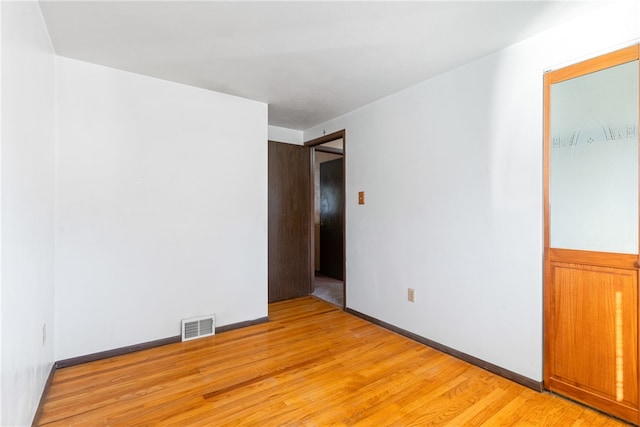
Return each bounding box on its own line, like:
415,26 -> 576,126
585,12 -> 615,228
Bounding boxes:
546,259 -> 638,421
268,141 -> 311,302
319,158 -> 344,281
543,45 -> 640,424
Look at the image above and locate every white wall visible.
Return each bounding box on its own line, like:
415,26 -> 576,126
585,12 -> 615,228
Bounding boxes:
305,1 -> 640,382
268,125 -> 303,145
1,1 -> 56,425
55,58 -> 268,360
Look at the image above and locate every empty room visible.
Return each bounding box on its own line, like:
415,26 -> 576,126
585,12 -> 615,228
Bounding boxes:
2,0 -> 640,425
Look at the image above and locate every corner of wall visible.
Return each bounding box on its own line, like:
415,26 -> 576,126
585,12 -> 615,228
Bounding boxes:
1,1 -> 56,425
0,0 -> 4,422
268,125 -> 304,145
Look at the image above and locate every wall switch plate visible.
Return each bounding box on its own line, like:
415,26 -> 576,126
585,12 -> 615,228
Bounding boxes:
408,288 -> 415,302
358,191 -> 365,205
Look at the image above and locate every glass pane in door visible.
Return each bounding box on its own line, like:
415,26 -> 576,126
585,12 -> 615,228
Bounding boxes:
550,60 -> 639,254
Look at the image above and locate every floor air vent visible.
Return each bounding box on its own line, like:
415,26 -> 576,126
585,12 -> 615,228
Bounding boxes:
181,314 -> 215,342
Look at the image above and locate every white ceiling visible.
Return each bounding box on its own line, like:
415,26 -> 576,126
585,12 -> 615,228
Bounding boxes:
39,1 -> 602,130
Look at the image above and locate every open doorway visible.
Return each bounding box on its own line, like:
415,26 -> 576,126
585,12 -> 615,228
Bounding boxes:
305,131 -> 345,308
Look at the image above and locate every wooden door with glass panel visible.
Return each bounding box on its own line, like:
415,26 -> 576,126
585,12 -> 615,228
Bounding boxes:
544,45 -> 640,424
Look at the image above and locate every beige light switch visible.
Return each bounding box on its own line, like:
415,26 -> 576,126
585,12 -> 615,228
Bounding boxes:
358,191 -> 365,205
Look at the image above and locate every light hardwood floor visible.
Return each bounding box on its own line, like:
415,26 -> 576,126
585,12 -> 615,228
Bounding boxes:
38,297 -> 626,426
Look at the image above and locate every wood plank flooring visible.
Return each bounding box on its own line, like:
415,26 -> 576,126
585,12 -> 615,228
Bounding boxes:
38,297 -> 626,426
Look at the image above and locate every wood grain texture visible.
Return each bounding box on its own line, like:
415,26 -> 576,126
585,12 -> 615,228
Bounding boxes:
547,262 -> 638,422
549,249 -> 638,270
546,45 -> 639,85
55,336 -> 182,369
303,129 -> 346,148
346,307 -> 543,392
31,364 -> 56,427
544,43 -> 640,425
268,141 -> 312,302
38,297 -> 625,426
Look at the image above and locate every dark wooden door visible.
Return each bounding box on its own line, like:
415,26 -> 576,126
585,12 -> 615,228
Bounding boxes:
268,141 -> 311,302
319,158 -> 344,280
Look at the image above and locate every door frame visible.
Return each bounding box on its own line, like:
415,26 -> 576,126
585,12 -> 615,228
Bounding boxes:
305,130 -> 347,309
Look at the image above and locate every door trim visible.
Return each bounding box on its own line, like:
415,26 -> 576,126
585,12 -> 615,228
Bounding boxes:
305,130 -> 347,309
549,248 -> 638,270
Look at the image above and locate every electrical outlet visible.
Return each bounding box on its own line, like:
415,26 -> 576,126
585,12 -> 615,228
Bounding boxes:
42,324 -> 47,346
408,288 -> 415,302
